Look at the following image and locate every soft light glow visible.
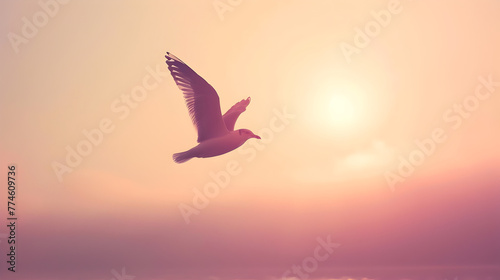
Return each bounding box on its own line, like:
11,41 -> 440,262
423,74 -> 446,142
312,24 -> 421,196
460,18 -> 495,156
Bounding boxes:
310,82 -> 368,136
329,93 -> 357,127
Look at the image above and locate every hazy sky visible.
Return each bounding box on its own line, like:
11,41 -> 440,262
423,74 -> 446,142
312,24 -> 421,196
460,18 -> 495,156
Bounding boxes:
0,1 -> 499,280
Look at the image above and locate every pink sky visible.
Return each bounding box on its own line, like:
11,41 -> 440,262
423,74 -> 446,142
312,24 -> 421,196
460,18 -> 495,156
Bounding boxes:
0,1 -> 499,279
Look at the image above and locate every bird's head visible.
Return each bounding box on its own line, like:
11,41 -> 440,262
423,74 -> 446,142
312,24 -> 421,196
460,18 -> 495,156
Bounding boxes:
237,129 -> 261,140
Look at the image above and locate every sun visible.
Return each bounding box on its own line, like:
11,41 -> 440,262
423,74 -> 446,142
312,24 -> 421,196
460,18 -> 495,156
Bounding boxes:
305,78 -> 374,138
321,83 -> 367,132
328,94 -> 357,127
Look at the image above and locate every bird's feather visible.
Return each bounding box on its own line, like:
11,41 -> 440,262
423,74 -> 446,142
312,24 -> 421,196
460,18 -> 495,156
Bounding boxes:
222,97 -> 251,131
165,52 -> 228,142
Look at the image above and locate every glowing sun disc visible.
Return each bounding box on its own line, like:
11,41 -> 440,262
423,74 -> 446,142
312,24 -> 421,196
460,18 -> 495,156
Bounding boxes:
329,94 -> 356,126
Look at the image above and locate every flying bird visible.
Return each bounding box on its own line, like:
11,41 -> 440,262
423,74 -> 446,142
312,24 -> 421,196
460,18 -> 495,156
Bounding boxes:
165,52 -> 260,163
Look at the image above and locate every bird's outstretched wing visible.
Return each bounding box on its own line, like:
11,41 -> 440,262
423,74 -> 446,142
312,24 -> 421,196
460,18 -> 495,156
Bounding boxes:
165,52 -> 228,142
222,97 -> 251,131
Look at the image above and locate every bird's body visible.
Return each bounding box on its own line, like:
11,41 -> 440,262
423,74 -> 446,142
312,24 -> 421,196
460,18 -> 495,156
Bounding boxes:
165,52 -> 260,163
173,130 -> 254,163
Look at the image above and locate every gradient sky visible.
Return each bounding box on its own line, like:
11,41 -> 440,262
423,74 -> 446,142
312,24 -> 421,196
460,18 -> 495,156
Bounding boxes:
0,1 -> 499,280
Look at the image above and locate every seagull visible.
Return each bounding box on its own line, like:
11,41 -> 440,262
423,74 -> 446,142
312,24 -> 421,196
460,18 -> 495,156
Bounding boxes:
165,52 -> 260,163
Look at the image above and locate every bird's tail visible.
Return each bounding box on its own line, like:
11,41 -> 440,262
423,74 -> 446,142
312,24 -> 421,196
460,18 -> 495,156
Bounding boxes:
173,150 -> 193,164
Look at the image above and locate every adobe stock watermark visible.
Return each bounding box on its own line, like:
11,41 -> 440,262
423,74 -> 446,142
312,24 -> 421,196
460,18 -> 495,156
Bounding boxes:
178,106 -> 295,224
110,267 -> 135,280
8,0 -> 71,54
385,74 -> 499,191
51,64 -> 168,182
213,0 -> 243,21
340,0 -> 412,63
281,235 -> 340,280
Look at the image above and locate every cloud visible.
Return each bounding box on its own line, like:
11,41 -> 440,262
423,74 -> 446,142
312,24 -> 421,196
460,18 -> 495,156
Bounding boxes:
294,140 -> 395,183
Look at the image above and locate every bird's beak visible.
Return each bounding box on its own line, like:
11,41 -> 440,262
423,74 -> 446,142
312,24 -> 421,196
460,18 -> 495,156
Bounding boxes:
253,134 -> 261,139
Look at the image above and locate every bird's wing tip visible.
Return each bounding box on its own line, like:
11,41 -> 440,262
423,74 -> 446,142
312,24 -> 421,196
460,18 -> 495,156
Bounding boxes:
165,52 -> 185,64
